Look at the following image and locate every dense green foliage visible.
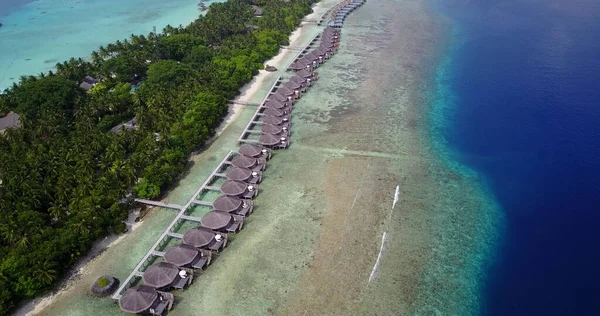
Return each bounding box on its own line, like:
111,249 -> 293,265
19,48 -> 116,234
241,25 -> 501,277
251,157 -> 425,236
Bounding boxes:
0,0 -> 315,313
96,277 -> 110,288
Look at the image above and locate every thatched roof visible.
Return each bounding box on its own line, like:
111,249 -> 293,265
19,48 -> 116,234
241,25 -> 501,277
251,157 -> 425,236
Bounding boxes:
231,155 -> 259,169
220,180 -> 249,196
265,99 -> 286,109
263,108 -> 284,117
276,86 -> 294,96
297,57 -> 312,66
262,115 -> 284,125
183,226 -> 215,247
238,144 -> 264,157
283,80 -> 301,90
201,210 -> 233,230
289,62 -> 305,70
303,52 -> 319,62
297,70 -> 313,78
119,285 -> 158,314
321,41 -> 335,48
261,124 -> 283,135
142,262 -> 179,289
323,27 -> 340,34
290,75 -> 307,84
269,92 -> 288,102
225,167 -> 253,182
83,76 -> 99,84
311,49 -> 326,57
213,195 -> 243,212
164,243 -> 200,267
0,112 -> 21,131
259,133 -> 282,146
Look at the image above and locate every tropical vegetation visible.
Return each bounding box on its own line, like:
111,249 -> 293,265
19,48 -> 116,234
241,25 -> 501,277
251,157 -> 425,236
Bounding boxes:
0,0 -> 315,313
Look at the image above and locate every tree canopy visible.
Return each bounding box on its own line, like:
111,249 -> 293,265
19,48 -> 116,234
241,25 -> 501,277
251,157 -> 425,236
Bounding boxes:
0,0 -> 317,313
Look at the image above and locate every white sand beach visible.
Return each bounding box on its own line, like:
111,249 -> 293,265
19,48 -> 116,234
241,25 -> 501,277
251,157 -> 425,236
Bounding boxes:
216,4 -> 326,135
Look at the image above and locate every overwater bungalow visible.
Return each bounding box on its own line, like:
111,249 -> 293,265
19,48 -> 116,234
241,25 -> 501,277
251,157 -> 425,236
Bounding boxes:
289,57 -> 313,71
220,180 -> 258,199
238,144 -> 272,160
164,243 -> 211,270
119,285 -> 174,315
201,210 -> 244,233
0,112 -> 21,133
288,61 -> 305,71
225,167 -> 262,184
230,154 -> 266,171
290,75 -> 309,89
268,104 -> 292,114
282,80 -> 303,96
268,92 -> 293,105
213,195 -> 254,216
322,31 -> 341,41
265,99 -> 287,110
263,107 -> 290,118
142,262 -> 193,290
261,123 -> 290,137
303,52 -> 321,65
297,69 -> 318,81
311,48 -> 329,61
320,41 -> 337,53
260,115 -> 290,128
259,133 -> 289,149
321,36 -> 338,46
276,85 -> 298,99
182,226 -> 227,251
324,26 -> 341,33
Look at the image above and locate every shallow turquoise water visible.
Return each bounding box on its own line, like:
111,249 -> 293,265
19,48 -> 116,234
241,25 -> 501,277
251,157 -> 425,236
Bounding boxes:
0,0 -> 219,90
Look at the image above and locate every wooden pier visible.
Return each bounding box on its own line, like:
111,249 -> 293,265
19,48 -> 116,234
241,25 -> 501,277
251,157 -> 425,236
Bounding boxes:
285,32 -> 321,71
111,0 -> 365,307
112,151 -> 238,300
134,199 -> 183,211
237,75 -> 283,144
227,100 -> 260,106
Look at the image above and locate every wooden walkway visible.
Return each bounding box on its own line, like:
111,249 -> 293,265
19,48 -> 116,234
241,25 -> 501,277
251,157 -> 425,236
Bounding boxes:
284,32 -> 322,71
134,199 -> 183,211
228,100 -> 261,106
112,151 -> 237,300
237,75 -> 283,145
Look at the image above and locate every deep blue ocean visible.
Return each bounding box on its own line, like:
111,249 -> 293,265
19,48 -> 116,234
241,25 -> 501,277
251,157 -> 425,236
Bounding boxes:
438,0 -> 600,314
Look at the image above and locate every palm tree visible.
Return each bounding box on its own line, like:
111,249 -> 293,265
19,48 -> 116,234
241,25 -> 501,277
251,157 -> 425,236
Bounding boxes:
33,260 -> 57,286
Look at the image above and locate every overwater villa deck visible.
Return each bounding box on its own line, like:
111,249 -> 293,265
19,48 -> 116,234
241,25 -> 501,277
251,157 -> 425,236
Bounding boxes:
113,150 -> 266,301
237,76 -> 305,148
112,0 -> 367,313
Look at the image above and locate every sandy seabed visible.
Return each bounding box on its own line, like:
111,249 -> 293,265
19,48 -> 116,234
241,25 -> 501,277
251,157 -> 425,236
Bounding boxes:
17,0 -> 500,315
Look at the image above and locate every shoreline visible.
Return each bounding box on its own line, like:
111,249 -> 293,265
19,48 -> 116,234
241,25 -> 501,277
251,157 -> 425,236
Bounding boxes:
215,7 -> 322,136
13,2 -> 331,315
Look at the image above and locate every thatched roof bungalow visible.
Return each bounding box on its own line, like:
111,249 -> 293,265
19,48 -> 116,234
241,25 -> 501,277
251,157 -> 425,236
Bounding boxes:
0,112 -> 21,133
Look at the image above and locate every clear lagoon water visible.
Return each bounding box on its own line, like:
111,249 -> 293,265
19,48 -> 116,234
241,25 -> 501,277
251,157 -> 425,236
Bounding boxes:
435,0 -> 600,314
0,0 -> 216,91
